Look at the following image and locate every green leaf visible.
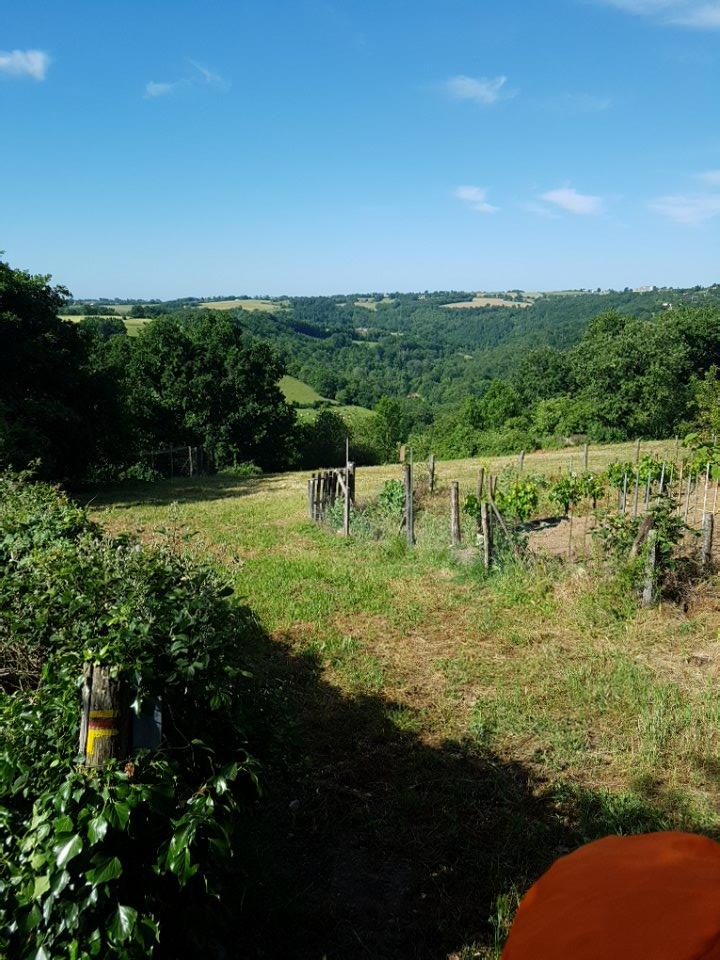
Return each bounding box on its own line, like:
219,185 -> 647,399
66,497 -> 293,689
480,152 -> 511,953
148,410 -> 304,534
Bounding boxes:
87,815 -> 108,844
35,947 -> 50,960
54,834 -> 82,869
86,856 -> 122,885
109,904 -> 137,943
111,801 -> 130,830
32,874 -> 50,900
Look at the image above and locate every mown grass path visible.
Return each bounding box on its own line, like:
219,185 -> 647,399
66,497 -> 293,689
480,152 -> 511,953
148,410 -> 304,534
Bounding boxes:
88,443 -> 720,959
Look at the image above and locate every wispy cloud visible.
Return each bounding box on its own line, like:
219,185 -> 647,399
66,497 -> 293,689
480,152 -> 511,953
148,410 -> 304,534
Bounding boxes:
189,60 -> 229,89
455,186 -> 499,214
521,201 -> 562,220
144,60 -> 228,99
650,192 -> 720,223
0,49 -> 50,81
445,75 -> 515,105
144,80 -> 183,98
697,169 -> 720,186
597,0 -> 720,29
539,186 -> 603,215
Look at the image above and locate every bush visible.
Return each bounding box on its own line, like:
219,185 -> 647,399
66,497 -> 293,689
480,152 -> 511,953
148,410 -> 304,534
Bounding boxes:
377,479 -> 405,517
222,461 -> 263,479
0,473 -> 259,958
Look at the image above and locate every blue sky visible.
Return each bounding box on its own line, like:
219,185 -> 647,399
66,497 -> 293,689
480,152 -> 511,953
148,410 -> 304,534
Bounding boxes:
2,0 -> 720,297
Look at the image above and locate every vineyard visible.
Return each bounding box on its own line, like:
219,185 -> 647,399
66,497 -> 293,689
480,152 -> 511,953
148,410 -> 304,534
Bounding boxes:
82,438 -> 720,957
309,438 -> 718,606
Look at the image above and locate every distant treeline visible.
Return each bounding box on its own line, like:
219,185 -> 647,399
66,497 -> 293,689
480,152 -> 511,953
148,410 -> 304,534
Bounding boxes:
3,257 -> 720,483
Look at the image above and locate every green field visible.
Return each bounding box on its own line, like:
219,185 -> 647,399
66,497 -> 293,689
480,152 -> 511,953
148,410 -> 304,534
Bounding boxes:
61,315 -> 152,337
199,298 -> 287,312
279,374 -> 327,405
87,438 -> 717,957
296,403 -> 374,425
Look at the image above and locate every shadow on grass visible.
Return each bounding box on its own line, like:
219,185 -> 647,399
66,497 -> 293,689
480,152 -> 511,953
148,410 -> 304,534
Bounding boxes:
78,472 -> 296,509
221,624 -> 697,960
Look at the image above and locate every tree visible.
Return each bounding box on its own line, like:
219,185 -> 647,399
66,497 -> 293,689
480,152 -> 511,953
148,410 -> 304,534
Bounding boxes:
127,314 -> 297,469
0,259 -> 99,481
298,409 -> 349,468
569,312 -> 692,439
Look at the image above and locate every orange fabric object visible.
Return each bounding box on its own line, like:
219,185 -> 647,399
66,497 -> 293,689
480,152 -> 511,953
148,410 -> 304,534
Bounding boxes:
502,832 -> 720,960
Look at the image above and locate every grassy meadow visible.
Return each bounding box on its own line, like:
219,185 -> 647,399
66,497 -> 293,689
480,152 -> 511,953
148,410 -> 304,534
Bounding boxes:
198,298 -> 287,312
279,374 -> 326,405
86,440 -> 720,958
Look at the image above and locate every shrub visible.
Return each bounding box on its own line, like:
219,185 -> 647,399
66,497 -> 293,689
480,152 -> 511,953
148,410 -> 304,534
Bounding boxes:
377,479 -> 405,517
0,473 -> 259,958
494,479 -> 540,524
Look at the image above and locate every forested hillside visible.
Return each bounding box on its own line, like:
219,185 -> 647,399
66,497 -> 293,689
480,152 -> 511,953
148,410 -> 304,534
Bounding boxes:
5,255 -> 720,484
121,285 -> 720,408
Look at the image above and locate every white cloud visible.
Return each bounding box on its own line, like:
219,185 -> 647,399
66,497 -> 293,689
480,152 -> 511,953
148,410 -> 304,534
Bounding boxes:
597,0 -> 720,29
539,186 -> 603,215
650,192 -> 720,223
189,60 -> 228,88
0,49 -> 50,80
144,61 -> 228,99
144,80 -> 180,98
445,75 -> 514,105
455,186 -> 499,214
521,201 -> 562,220
697,170 -> 720,185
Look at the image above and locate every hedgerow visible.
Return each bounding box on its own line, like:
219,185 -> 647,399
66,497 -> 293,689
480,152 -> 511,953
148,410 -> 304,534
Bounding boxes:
0,472 -> 259,958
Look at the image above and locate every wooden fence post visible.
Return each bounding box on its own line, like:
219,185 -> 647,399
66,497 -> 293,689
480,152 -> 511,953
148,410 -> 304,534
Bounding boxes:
404,461 -> 414,546
702,512 -> 714,572
342,468 -> 350,537
428,454 -> 435,494
348,462 -> 356,505
313,473 -> 321,521
635,438 -> 641,464
518,450 -> 525,473
307,478 -> 314,519
632,470 -> 640,518
450,481 -> 461,546
79,665 -> 130,768
188,446 -> 194,477
481,502 -> 492,569
642,528 -> 657,607
583,443 -> 589,472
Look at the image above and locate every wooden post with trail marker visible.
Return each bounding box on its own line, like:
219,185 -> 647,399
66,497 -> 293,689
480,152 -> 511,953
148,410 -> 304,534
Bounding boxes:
450,481 -> 461,546
79,665 -> 130,768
